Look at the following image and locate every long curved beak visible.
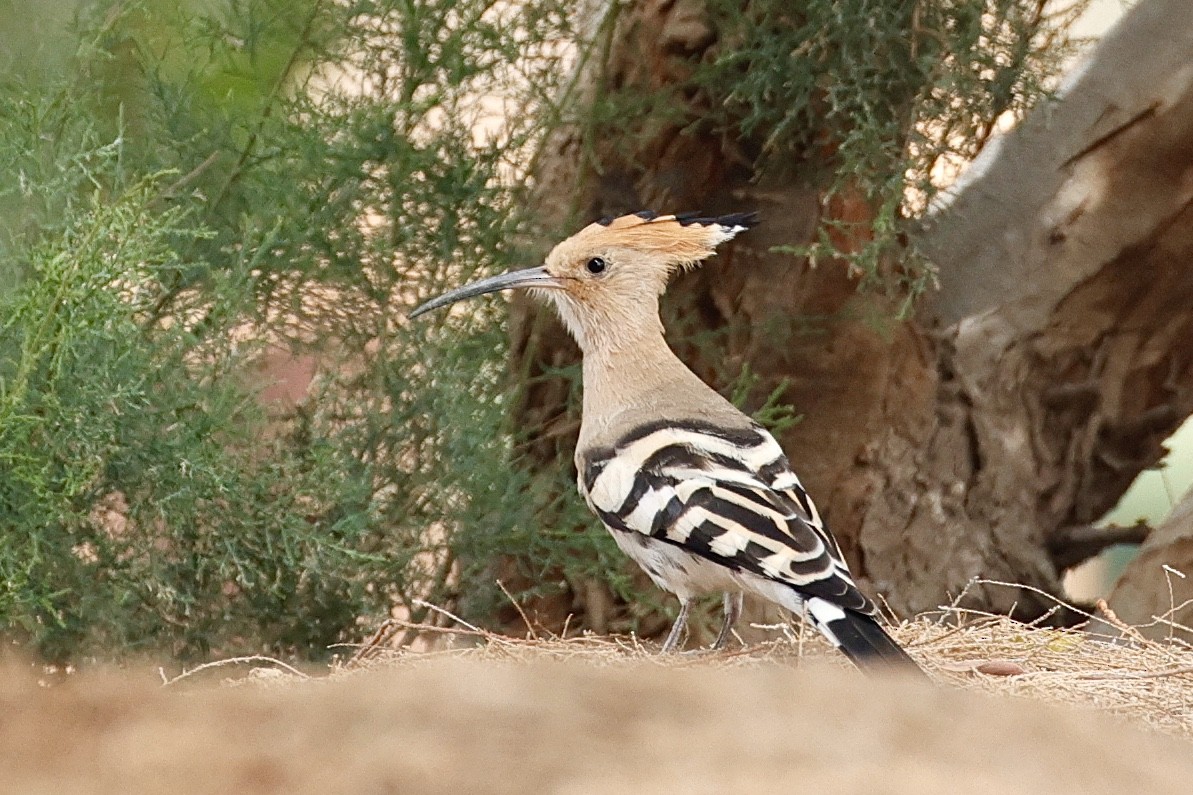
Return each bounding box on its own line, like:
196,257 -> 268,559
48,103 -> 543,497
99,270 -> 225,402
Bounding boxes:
409,265 -> 566,318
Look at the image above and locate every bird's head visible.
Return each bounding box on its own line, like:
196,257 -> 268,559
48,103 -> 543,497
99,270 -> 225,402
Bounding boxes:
410,211 -> 757,351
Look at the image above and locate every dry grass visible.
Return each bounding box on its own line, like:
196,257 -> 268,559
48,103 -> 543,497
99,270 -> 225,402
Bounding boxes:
178,585 -> 1193,743
904,612 -> 1193,741
5,587 -> 1193,794
330,617 -> 1193,741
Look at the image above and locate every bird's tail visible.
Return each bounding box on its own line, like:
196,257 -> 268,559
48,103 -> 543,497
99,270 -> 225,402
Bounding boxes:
806,598 -> 926,676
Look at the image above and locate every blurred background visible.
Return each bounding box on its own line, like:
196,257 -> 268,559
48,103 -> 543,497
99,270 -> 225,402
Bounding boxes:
4,0 -> 1189,665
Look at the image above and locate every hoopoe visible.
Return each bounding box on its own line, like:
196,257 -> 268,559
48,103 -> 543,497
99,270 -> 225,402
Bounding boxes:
412,211 -> 921,672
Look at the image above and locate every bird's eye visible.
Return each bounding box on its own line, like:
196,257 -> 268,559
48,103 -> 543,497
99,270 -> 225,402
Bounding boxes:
586,257 -> 607,275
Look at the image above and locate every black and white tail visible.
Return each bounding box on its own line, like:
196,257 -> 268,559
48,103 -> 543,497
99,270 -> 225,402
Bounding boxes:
807,598 -> 922,673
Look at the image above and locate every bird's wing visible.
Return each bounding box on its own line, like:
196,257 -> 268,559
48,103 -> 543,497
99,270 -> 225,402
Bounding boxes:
578,419 -> 874,614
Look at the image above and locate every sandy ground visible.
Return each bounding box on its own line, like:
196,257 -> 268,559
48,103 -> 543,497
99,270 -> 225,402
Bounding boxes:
2,648 -> 1192,795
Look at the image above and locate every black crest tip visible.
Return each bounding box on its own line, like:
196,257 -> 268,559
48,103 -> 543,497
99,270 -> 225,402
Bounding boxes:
675,211 -> 759,230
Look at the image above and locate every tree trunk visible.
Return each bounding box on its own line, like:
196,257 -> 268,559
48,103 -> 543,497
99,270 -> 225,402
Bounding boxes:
919,0 -> 1193,621
510,0 -> 1193,636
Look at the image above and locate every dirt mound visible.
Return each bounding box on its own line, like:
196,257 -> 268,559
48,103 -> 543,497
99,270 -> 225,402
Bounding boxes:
2,650 -> 1191,794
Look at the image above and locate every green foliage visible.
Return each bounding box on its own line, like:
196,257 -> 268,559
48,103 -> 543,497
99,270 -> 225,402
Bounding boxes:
585,0 -> 1090,307
722,0 -> 1090,304
729,365 -> 801,437
0,0 -> 591,662
0,96 -> 389,660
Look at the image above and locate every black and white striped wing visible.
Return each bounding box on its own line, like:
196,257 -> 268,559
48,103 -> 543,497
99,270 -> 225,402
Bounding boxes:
578,420 -> 874,615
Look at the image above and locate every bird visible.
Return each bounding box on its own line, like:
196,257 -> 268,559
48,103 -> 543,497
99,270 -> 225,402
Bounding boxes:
411,210 -> 922,673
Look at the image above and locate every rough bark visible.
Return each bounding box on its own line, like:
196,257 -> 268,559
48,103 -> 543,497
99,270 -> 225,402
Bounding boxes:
510,0 -> 1193,636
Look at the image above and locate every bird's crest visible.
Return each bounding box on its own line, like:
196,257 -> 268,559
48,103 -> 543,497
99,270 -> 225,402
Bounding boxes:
408,209 -> 758,324
559,210 -> 758,268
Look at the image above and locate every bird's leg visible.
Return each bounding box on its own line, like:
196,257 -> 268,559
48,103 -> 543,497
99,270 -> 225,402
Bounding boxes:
660,599 -> 691,653
713,592 -> 743,650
